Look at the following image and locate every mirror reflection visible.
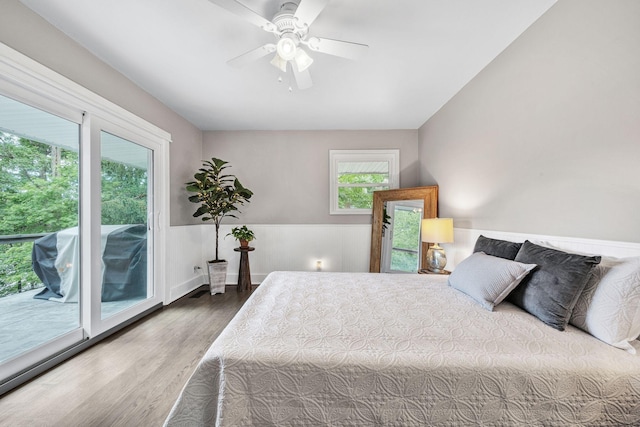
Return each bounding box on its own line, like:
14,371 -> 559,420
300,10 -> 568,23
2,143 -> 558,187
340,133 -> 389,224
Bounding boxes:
369,186 -> 438,273
381,199 -> 424,273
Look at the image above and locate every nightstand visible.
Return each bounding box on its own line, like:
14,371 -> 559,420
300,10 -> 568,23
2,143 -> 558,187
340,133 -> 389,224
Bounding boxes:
418,269 -> 451,275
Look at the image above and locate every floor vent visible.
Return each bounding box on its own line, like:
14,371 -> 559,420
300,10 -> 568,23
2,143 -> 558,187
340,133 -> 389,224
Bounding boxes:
190,290 -> 208,299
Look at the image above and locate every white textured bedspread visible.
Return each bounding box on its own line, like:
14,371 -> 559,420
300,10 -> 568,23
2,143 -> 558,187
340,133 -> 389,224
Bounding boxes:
165,271 -> 640,426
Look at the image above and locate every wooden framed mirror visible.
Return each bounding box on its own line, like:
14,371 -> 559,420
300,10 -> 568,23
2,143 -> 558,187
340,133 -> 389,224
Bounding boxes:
369,186 -> 438,273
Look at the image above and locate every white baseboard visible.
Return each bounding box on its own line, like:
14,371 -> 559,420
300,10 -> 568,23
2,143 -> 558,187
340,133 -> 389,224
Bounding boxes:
169,274 -> 207,302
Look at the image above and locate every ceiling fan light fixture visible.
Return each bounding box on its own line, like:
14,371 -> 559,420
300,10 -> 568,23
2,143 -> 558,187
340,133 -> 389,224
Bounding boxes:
276,37 -> 297,61
294,48 -> 313,72
214,0 -> 369,90
270,54 -> 288,72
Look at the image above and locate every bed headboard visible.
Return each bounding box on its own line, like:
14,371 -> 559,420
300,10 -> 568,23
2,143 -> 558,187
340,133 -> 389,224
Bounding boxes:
445,228 -> 640,269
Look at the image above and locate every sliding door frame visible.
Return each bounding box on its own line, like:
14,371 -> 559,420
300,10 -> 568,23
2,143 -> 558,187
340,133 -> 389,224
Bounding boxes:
84,116 -> 168,336
0,42 -> 170,391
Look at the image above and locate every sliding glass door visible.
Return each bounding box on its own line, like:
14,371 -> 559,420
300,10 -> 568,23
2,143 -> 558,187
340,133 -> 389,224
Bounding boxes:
0,43 -> 169,393
0,71 -> 167,391
100,131 -> 154,320
0,93 -> 84,380
78,117 -> 165,340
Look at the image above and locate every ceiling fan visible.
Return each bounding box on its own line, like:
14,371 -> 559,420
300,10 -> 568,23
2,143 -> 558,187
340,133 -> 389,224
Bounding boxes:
209,0 -> 369,90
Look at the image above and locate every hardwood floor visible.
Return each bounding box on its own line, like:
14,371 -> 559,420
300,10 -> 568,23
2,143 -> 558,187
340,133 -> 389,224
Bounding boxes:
0,286 -> 253,427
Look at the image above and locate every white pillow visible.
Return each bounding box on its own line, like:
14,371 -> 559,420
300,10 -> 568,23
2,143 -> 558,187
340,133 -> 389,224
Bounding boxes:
448,252 -> 537,311
570,256 -> 640,354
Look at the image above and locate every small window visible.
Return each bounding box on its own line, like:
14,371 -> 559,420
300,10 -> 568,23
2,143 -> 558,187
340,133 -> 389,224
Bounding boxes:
329,149 -> 399,215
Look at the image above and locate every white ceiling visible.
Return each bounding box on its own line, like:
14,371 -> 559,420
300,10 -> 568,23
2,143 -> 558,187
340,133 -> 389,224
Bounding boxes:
20,0 -> 556,131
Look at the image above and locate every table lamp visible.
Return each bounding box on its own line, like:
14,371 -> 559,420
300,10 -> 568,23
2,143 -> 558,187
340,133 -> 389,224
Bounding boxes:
421,218 -> 454,273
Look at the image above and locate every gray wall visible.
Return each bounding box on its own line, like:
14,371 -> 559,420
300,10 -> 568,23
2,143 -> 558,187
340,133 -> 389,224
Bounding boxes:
7,0 -> 637,240
0,0 -> 203,226
418,0 -> 640,243
202,130 -> 419,224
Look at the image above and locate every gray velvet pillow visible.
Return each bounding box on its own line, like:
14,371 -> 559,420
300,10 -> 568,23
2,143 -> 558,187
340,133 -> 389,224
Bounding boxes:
509,240 -> 601,331
473,235 -> 522,260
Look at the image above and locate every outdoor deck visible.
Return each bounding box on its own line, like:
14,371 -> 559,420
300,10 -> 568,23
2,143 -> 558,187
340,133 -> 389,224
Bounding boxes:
0,288 -> 144,362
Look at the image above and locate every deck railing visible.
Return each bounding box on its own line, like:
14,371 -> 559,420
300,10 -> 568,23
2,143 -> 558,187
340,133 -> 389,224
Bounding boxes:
0,233 -> 48,244
0,233 -> 47,297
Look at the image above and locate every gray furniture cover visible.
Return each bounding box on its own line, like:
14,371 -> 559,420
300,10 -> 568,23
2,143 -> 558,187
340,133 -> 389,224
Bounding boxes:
32,224 -> 147,302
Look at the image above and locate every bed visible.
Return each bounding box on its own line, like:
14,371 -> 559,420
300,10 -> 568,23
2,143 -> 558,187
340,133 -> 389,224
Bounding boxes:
165,238 -> 640,426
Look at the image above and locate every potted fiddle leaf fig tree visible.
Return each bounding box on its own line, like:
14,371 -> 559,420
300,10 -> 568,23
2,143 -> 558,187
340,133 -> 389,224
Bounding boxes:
186,158 -> 253,294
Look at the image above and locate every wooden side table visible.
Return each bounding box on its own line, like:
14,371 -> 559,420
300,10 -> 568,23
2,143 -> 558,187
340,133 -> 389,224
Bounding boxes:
418,268 -> 451,275
234,246 -> 255,293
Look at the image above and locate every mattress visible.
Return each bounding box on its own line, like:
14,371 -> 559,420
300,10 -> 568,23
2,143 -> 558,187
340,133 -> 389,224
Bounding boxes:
165,271 -> 640,426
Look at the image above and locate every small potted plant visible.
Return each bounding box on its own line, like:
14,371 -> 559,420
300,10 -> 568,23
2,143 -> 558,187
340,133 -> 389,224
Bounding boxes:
186,158 -> 252,294
227,225 -> 255,248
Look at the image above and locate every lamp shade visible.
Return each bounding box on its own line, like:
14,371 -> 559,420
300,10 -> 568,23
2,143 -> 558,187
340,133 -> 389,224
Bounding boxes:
421,218 -> 454,243
270,54 -> 288,72
294,48 -> 314,72
276,37 -> 297,61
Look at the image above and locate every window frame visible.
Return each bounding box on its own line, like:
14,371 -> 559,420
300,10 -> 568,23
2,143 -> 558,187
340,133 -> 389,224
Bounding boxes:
329,149 -> 400,215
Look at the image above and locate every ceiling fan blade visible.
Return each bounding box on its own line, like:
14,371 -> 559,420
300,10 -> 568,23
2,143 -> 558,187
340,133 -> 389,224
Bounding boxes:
227,44 -> 276,68
293,66 -> 313,90
293,0 -> 330,28
306,37 -> 369,60
208,0 -> 277,32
